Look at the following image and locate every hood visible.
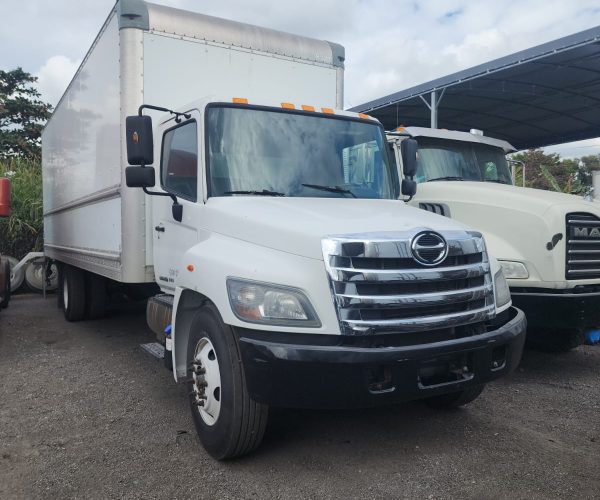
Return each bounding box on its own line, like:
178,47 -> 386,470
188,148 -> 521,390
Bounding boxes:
417,181 -> 598,217
204,197 -> 471,260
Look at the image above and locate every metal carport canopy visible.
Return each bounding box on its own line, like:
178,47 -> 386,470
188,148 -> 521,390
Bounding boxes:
349,26 -> 600,150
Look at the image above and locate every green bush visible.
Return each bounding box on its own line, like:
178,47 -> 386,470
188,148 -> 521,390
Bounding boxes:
0,158 -> 43,259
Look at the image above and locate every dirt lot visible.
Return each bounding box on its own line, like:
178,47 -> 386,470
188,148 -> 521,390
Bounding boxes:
1,294 -> 599,499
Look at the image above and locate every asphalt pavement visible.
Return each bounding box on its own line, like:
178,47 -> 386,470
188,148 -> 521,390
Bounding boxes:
1,294 -> 599,499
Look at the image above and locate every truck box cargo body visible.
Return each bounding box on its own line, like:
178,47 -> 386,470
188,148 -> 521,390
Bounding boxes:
42,0 -> 344,283
44,0 -> 525,459
388,127 -> 600,349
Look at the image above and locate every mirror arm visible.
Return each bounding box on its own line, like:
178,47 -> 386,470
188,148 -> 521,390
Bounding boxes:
142,186 -> 178,204
138,104 -> 191,123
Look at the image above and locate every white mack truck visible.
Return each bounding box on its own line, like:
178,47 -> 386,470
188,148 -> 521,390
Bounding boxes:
388,126 -> 600,350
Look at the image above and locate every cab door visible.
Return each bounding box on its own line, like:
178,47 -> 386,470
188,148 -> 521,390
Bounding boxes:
152,116 -> 201,292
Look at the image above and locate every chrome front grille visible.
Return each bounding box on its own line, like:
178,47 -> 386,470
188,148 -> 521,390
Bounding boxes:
566,212 -> 600,280
322,230 -> 496,335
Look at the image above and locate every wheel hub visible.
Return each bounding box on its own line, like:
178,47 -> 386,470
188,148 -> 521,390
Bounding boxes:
191,337 -> 221,426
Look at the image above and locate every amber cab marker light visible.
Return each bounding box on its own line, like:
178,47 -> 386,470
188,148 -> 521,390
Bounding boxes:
359,113 -> 370,120
232,97 -> 248,104
187,264 -> 195,272
281,102 -> 295,109
301,105 -> 315,112
321,107 -> 334,114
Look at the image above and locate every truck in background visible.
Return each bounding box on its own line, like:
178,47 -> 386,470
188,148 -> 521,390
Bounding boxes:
43,0 -> 526,459
0,177 -> 12,309
388,126 -> 600,350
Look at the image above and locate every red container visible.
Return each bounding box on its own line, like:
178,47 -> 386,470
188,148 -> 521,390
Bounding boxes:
0,178 -> 11,217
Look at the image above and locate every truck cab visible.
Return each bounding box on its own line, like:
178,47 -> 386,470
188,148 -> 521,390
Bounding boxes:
0,177 -> 11,309
388,126 -> 600,349
126,99 -> 526,458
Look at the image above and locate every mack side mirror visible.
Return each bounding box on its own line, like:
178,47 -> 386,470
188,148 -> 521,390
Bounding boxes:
400,139 -> 418,177
401,179 -> 417,197
126,115 -> 154,165
126,166 -> 156,188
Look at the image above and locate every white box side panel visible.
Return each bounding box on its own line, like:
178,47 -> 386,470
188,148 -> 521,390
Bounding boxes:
42,14 -> 123,278
45,198 -> 121,259
43,15 -> 121,213
143,33 -> 338,109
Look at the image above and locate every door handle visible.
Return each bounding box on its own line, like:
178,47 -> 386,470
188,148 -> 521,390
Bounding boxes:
155,225 -> 165,232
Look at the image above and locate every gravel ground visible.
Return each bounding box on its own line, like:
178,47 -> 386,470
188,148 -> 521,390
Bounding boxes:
1,294 -> 599,499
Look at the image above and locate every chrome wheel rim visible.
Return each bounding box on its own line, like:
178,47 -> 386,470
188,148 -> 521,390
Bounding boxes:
191,337 -> 221,426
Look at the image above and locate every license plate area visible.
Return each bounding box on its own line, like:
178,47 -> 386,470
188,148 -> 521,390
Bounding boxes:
417,352 -> 474,389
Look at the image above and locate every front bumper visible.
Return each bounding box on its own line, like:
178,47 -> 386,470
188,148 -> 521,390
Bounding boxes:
511,286 -> 600,330
236,306 -> 526,409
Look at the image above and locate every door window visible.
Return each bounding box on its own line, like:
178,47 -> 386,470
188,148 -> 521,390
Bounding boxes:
161,121 -> 198,201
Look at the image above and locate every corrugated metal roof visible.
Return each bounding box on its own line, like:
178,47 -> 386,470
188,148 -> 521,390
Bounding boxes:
350,26 -> 600,150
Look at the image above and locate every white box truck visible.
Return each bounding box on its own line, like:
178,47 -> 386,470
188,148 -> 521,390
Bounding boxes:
388,127 -> 600,350
43,0 -> 526,459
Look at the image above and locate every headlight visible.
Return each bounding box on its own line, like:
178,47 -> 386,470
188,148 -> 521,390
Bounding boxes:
499,260 -> 529,279
226,278 -> 321,327
494,269 -> 512,308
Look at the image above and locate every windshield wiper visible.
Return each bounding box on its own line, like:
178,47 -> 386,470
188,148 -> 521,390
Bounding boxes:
301,184 -> 357,198
485,179 -> 510,184
224,190 -> 285,197
427,176 -> 464,182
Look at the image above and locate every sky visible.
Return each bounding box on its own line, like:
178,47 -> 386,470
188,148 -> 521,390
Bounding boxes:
2,0 -> 600,157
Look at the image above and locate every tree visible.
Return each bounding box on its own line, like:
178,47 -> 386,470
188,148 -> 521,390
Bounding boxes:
0,68 -> 52,160
511,149 -> 585,194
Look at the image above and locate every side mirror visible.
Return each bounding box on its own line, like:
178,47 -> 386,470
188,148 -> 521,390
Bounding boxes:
0,178 -> 11,217
126,115 -> 154,165
401,179 -> 417,197
126,166 -> 156,188
400,139 -> 418,177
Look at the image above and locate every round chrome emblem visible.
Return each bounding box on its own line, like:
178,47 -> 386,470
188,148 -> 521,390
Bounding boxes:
411,231 -> 448,266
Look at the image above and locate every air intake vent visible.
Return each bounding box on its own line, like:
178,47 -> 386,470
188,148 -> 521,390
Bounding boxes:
566,212 -> 600,280
419,202 -> 450,217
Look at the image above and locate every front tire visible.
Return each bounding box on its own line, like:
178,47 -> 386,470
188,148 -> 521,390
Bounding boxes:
187,304 -> 268,460
424,384 -> 485,409
62,265 -> 86,322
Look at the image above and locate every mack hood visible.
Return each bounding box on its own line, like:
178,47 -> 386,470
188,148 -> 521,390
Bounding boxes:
204,197 -> 472,260
417,181 -> 599,218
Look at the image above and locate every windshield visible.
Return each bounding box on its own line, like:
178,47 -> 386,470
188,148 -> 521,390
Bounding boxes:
207,106 -> 397,199
414,137 -> 513,185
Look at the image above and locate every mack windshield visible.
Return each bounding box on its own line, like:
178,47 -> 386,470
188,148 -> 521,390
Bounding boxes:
414,137 -> 513,185
207,106 -> 397,199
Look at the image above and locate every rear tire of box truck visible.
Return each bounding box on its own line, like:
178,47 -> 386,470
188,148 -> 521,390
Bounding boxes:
187,304 -> 268,460
85,273 -> 107,320
61,265 -> 86,322
1,259 -> 10,309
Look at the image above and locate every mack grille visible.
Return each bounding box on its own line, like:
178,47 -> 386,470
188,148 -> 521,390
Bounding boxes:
322,230 -> 496,335
566,212 -> 600,280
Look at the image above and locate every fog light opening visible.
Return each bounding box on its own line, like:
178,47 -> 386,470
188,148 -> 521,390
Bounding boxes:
491,345 -> 507,371
367,365 -> 395,394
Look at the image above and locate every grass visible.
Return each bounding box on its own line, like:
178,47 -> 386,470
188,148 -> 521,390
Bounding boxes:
0,158 -> 43,259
